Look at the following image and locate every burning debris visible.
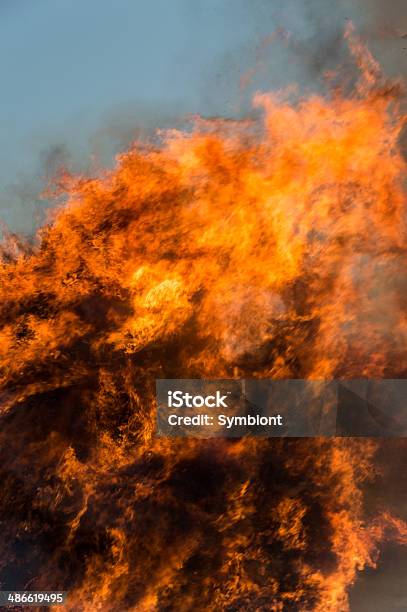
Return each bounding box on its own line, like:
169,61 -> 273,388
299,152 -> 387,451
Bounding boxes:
0,26 -> 406,611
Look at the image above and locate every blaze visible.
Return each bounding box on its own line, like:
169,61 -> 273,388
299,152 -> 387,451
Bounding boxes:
0,25 -> 406,611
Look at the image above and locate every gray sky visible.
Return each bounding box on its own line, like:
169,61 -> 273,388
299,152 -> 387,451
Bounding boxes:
0,0 -> 406,232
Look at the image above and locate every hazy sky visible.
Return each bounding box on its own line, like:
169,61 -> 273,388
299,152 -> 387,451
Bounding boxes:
0,0 -> 406,231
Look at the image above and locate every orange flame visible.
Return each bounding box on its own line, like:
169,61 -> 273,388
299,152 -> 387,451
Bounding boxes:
0,26 -> 406,611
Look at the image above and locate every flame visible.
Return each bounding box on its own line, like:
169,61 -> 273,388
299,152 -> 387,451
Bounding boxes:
0,26 -> 406,611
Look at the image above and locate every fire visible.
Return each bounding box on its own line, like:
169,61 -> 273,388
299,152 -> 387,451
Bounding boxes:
0,25 -> 406,611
